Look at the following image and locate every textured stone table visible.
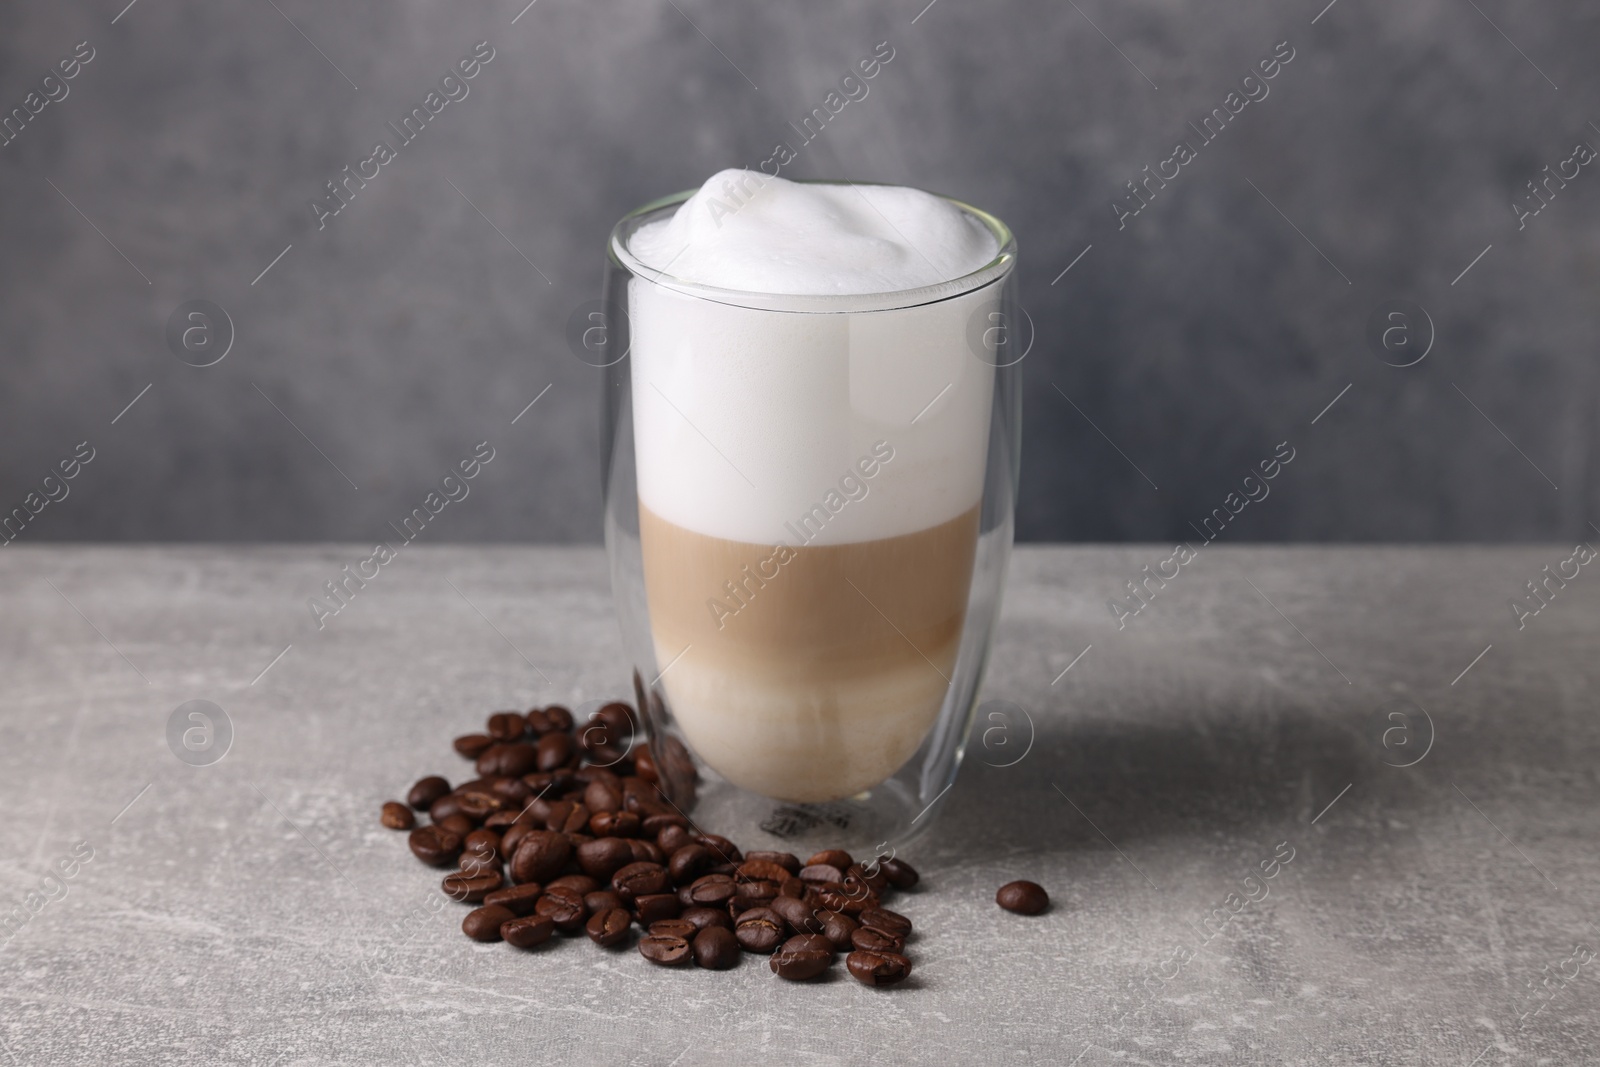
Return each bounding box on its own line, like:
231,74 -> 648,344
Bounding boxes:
2,545 -> 1596,1066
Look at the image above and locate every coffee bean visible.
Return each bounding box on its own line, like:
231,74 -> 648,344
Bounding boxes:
584,777 -> 623,814
452,790 -> 506,822
685,873 -> 737,907
442,868 -> 504,903
667,844 -> 712,886
586,906 -> 632,947
633,893 -> 681,925
744,850 -> 801,875
638,932 -> 691,966
770,895 -> 825,935
859,907 -> 913,938
408,825 -> 463,867
770,934 -> 834,980
500,822 -> 534,858
486,711 -> 527,742
428,794 -> 470,825
544,704 -> 575,732
680,906 -> 733,933
589,810 -> 640,838
806,849 -> 853,870
524,707 -> 552,735
453,734 -> 493,759
489,777 -> 534,805
846,949 -> 912,987
483,883 -> 543,916
850,925 -> 904,954
381,801 -> 415,830
576,837 -> 634,881
536,732 -> 576,772
585,889 -> 625,914
462,904 -> 515,942
544,875 -> 593,897
432,815 -> 471,840
737,859 -> 791,883
814,885 -> 871,915
693,925 -> 740,969
996,880 -> 1049,915
734,880 -> 780,906
798,864 -> 843,885
407,776 -> 451,811
464,828 -> 502,862
611,861 -> 668,902
535,886 -> 588,932
502,914 -> 556,949
819,910 -> 859,951
632,745 -> 659,783
734,907 -> 786,954
648,918 -> 698,940
628,839 -> 665,865
477,742 -> 540,778
778,875 -> 808,900
695,834 -> 742,864
656,824 -> 692,854
845,862 -> 889,894
509,830 -> 571,885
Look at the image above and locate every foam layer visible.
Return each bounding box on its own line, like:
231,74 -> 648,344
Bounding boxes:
624,171 -> 1002,547
628,169 -> 998,295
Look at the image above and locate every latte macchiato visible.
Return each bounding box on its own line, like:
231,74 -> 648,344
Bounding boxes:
623,170 -> 1001,802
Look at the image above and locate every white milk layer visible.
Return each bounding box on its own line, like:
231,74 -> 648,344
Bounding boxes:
625,170 -> 1002,547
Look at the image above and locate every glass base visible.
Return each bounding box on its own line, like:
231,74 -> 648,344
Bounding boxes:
678,770 -> 948,857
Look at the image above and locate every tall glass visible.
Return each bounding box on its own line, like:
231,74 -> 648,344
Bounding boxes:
598,184 -> 1020,853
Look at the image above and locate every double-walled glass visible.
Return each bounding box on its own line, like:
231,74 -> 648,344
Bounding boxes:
597,185 -> 1020,853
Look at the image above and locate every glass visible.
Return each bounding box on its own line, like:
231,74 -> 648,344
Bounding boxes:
596,183 -> 1020,854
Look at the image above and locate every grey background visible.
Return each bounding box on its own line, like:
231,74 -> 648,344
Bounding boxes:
1,0 -> 1597,544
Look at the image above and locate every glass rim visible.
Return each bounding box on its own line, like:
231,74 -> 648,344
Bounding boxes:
607,179 -> 1016,314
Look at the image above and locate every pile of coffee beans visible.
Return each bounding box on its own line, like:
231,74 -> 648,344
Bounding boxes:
384,701 -> 921,986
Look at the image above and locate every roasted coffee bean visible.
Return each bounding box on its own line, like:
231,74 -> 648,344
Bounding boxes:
454,733 -> 493,759
693,925 -> 740,970
464,828 -> 502,860
407,776 -> 451,811
859,907 -> 913,938
770,934 -> 834,980
850,925 -> 904,954
745,850 -> 801,875
628,839 -> 665,865
680,906 -> 733,933
611,861 -> 669,902
543,704 -> 575,732
589,810 -> 641,838
638,932 -> 691,966
490,777 -> 534,806
820,885 -> 878,915
500,822 -> 533,858
586,906 -> 632,947
734,907 -> 786,954
633,893 -> 681,925
819,910 -> 859,951
879,857 -> 920,891
648,918 -> 698,940
536,732 -> 576,772
453,791 -> 506,822
565,832 -> 594,853
509,830 -> 571,885
524,707 -> 552,735
734,880 -> 780,906
428,794 -> 469,825
535,886 -> 588,932
483,883 -> 543,916
656,824 -> 693,854
434,814 -> 473,839
770,895 -> 825,935
477,742 -> 540,778
633,745 -> 659,783
442,868 -> 504,903
486,711 -> 527,742
996,880 -> 1049,915
554,803 -> 592,834
547,873 -> 598,895
806,849 -> 853,870
685,873 -> 737,907
502,914 -> 555,949
381,801 -> 415,830
408,826 -> 463,867
463,904 -> 515,942
584,777 -> 623,814
695,834 -> 742,864
846,949 -> 912,987
521,770 -> 577,798
799,864 -> 843,885
846,862 -> 889,894
737,859 -> 792,884
585,889 -> 625,914
576,837 -> 634,881
667,843 -> 712,885
483,809 -> 523,831
725,896 -> 761,919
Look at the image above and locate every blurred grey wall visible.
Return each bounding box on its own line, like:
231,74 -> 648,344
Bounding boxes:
1,0 -> 1597,543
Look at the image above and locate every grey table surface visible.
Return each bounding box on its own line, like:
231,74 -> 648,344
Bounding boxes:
1,545 -> 1596,1066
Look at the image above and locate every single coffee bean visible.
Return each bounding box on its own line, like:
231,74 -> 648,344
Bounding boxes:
846,862 -> 889,894
408,825 -> 463,867
453,790 -> 506,822
536,732 -> 576,772
734,907 -> 786,954
656,824 -> 693,854
744,850 -> 801,875
632,744 -> 659,782
589,810 -> 641,838
806,849 -> 853,870
586,906 -> 632,947
576,837 -> 635,882
462,903 -> 515,942
477,742 -> 540,778
778,875 -> 808,900
770,934 -> 835,980
680,906 -> 733,933
534,886 -> 588,932
483,883 -> 543,916
500,822 -> 533,858
545,874 -> 595,895
770,894 -> 825,935
850,925 -> 904,954
799,864 -> 843,886
543,704 -> 575,732
695,834 -> 742,864
996,880 -> 1049,915
442,868 -> 504,903
685,873 -> 737,907
667,844 -> 712,886
693,925 -> 740,969
846,949 -> 913,987
878,857 -> 920,891
612,861 -> 669,902
524,707 -> 553,736
734,880 -> 780,906
509,830 -> 571,885
648,918 -> 698,940
585,889 -> 625,914
486,711 -> 527,742
428,794 -> 470,825
407,776 -> 451,811
381,801 -> 415,830
464,828 -> 502,861
634,893 -> 681,925
859,907 -> 913,938
584,777 -> 624,814
502,914 -> 555,949
433,813 -> 473,839
490,777 -> 534,806
483,809 -> 522,831
737,859 -> 791,884
819,910 -> 859,951
628,839 -> 665,865
638,933 -> 692,966
453,733 -> 493,759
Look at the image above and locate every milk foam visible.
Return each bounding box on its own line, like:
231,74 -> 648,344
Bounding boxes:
624,171 -> 1002,547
